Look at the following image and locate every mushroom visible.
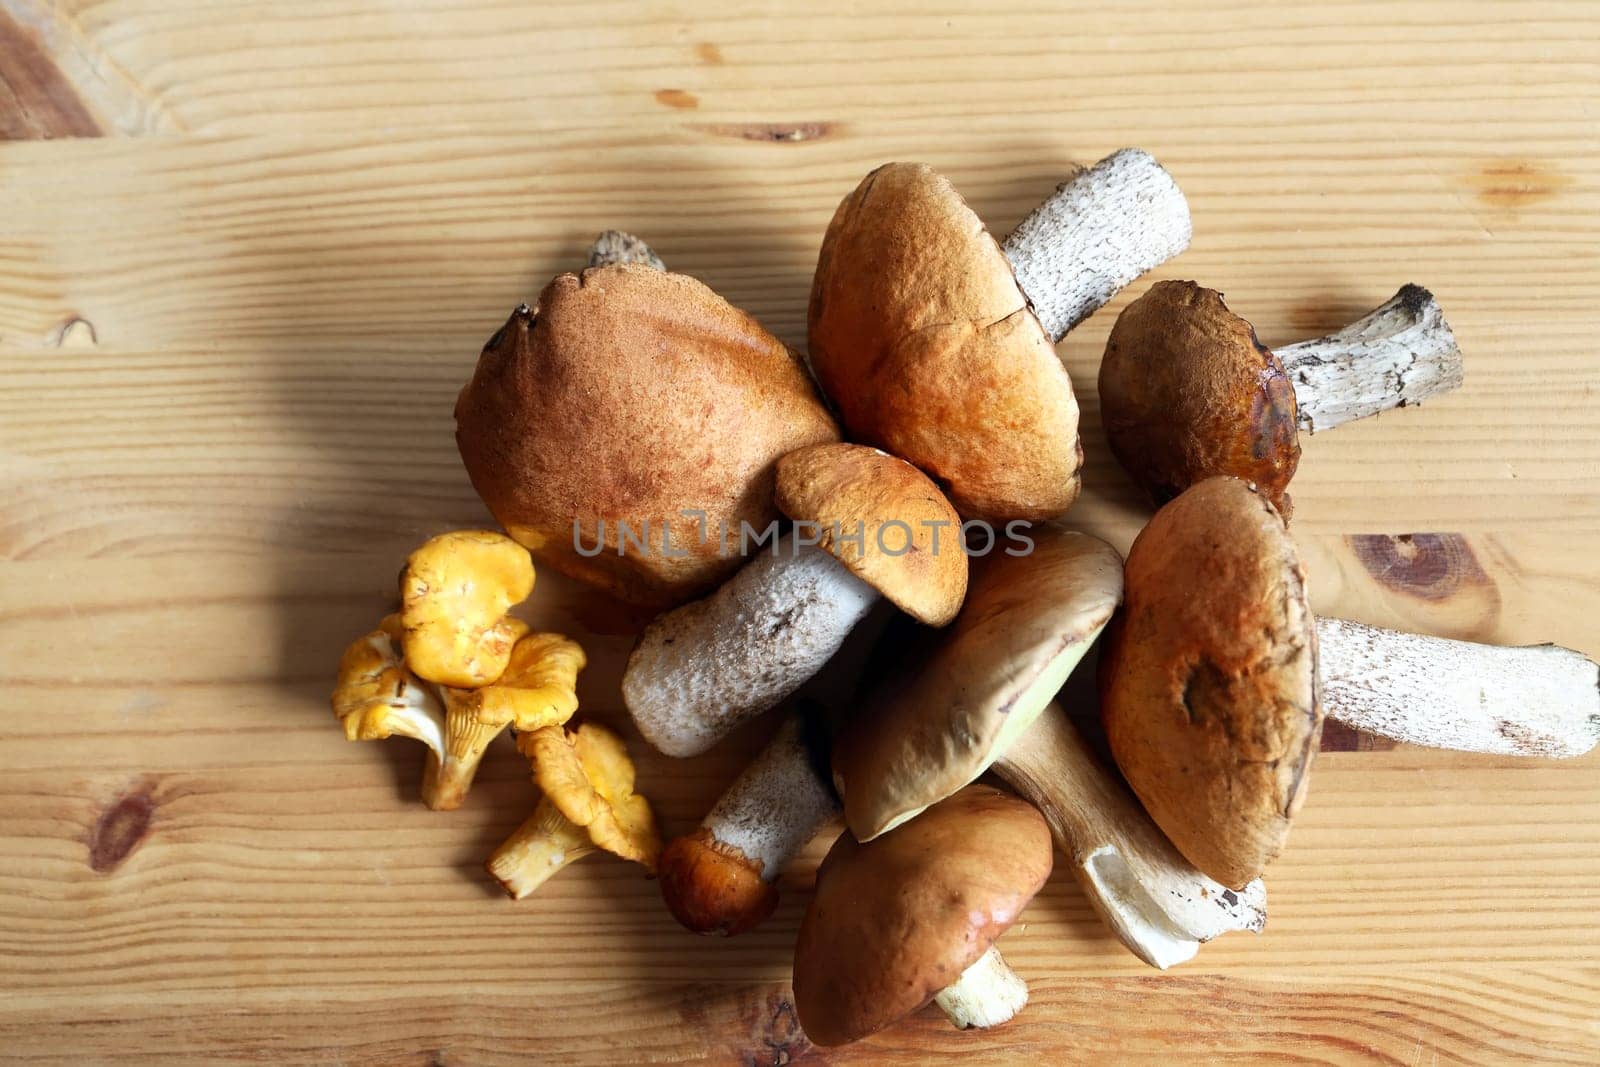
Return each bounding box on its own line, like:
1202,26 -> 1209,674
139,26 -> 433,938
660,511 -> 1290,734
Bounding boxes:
1102,476 -> 1600,889
809,149 -> 1190,521
455,234 -> 838,609
656,711 -> 839,936
792,784 -> 1052,1046
332,616 -> 586,811
1099,280 -> 1463,512
486,722 -> 661,898
401,530 -> 534,689
831,526 -> 1266,967
1099,476 -> 1321,889
623,443 -> 967,758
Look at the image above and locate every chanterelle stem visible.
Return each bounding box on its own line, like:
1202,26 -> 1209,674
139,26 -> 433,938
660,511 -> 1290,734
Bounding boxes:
624,536 -> 879,757
587,230 -> 665,270
1001,148 -> 1193,342
992,704 -> 1266,969
1317,617 -> 1600,758
1276,285 -> 1464,434
932,945 -> 1028,1031
703,715 -> 839,878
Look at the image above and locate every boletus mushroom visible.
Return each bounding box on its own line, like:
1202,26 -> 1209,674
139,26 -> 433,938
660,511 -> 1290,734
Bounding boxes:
623,443 -> 967,757
832,526 -> 1266,967
1099,280 -> 1464,512
809,149 -> 1190,521
656,710 -> 839,936
792,784 -> 1052,1046
1100,476 -> 1600,890
456,233 -> 839,608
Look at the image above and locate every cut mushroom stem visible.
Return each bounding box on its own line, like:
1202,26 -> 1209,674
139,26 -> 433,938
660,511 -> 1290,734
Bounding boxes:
992,702 -> 1266,970
1001,148 -> 1193,341
626,537 -> 879,757
587,230 -> 665,270
486,798 -> 596,899
1317,617 -> 1600,758
1276,284 -> 1464,434
658,713 -> 841,935
930,945 -> 1029,1031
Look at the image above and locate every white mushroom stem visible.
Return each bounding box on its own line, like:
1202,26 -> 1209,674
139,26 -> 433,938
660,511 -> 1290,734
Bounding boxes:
701,715 -> 840,879
1276,285 -> 1464,434
1317,617 -> 1600,758
1001,148 -> 1193,342
624,535 -> 879,757
932,945 -> 1029,1030
992,703 -> 1266,970
587,230 -> 665,270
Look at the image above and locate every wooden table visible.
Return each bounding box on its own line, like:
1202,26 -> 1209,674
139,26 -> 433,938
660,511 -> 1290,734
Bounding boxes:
3,2 -> 1598,1062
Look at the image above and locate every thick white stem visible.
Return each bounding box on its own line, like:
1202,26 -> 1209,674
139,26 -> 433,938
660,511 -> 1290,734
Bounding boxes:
994,704 -> 1265,969
587,230 -> 665,270
624,536 -> 879,757
1277,285 -> 1464,434
702,715 -> 840,880
1317,617 -> 1599,757
932,946 -> 1028,1030
1001,148 -> 1192,342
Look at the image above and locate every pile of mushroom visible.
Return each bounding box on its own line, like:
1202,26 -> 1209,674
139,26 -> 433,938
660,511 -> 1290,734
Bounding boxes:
313,142 -> 1600,1054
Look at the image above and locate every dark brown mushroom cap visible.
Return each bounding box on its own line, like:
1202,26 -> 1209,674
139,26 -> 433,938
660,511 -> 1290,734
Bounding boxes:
807,163 -> 1083,523
832,527 -> 1123,841
1099,476 -> 1321,890
1098,280 -> 1300,514
792,784 -> 1052,1047
775,443 -> 968,626
455,265 -> 839,608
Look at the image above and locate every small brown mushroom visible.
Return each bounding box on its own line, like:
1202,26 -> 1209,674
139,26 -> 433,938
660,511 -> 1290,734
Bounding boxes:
792,785 -> 1052,1046
809,150 -> 1191,522
623,443 -> 966,757
656,712 -> 839,936
455,234 -> 838,608
1099,280 -> 1463,512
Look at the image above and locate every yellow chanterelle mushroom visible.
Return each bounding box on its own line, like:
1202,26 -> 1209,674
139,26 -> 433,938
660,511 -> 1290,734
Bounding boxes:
401,530 -> 535,688
487,723 -> 661,898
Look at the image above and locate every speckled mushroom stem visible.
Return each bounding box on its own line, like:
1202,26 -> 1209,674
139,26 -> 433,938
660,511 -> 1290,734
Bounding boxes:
624,536 -> 879,757
588,230 -> 665,270
930,946 -> 1029,1030
1318,617 -> 1600,758
1275,285 -> 1463,434
992,703 -> 1266,969
1000,148 -> 1193,342
658,715 -> 841,935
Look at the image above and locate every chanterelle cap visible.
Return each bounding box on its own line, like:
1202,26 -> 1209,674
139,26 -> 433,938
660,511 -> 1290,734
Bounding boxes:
775,443 -> 967,626
792,784 -> 1052,1047
832,527 -> 1123,841
1098,280 -> 1301,513
1099,476 -> 1322,890
455,264 -> 839,608
807,163 -> 1083,523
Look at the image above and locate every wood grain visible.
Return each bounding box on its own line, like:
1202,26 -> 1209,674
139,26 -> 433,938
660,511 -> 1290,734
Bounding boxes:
2,1 -> 1599,1062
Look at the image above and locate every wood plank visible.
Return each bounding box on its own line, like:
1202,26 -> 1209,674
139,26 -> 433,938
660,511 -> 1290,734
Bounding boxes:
3,1 -> 1599,1061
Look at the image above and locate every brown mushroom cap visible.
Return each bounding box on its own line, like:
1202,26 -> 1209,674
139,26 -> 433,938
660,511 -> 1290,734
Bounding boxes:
455,265 -> 839,608
807,163 -> 1083,522
1098,280 -> 1301,513
793,784 -> 1052,1047
1099,476 -> 1321,890
775,443 -> 967,626
832,527 -> 1123,841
